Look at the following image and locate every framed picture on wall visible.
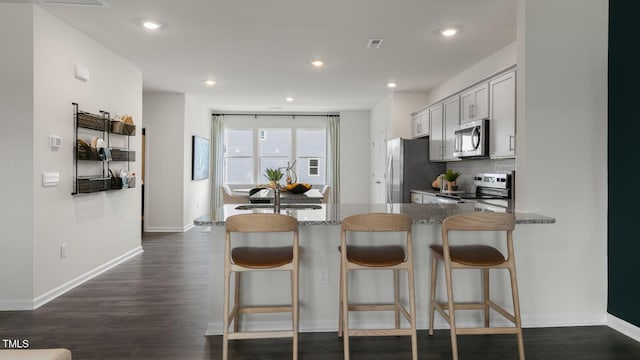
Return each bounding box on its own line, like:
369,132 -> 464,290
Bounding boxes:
192,136 -> 210,181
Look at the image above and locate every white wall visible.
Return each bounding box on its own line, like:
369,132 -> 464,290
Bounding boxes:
0,3 -> 35,307
391,92 -> 430,139
508,0 -> 608,325
338,111 -> 370,204
183,95 -> 212,229
143,92 -> 186,232
424,41 -> 517,106
31,5 -> 143,300
0,4 -> 143,308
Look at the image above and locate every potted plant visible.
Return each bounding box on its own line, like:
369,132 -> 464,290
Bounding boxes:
264,168 -> 284,188
442,169 -> 460,191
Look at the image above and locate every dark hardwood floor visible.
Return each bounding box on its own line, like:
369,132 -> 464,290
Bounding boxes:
1,229 -> 639,359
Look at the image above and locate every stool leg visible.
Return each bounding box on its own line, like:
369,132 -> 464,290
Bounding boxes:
292,267 -> 299,360
342,265 -> 350,360
394,269 -> 400,329
407,266 -> 418,360
234,272 -> 241,333
483,268 -> 490,328
428,253 -> 438,336
338,259 -> 343,338
444,259 -> 459,360
509,265 -> 525,360
222,268 -> 231,360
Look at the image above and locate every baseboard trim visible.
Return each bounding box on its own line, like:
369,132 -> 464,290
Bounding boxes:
183,224 -> 195,232
145,226 -> 186,233
205,314 -> 606,337
32,246 -> 144,310
606,314 -> 640,342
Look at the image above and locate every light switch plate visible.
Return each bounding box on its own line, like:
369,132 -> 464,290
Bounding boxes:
49,135 -> 62,150
42,172 -> 60,187
74,64 -> 90,81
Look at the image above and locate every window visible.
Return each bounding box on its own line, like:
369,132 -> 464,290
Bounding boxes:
223,126 -> 326,185
259,129 -> 291,182
296,129 -> 326,184
223,129 -> 253,184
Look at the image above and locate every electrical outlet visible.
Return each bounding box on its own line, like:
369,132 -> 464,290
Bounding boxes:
319,269 -> 329,285
60,244 -> 68,259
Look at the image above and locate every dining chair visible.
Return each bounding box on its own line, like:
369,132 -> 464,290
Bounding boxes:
222,185 -> 249,204
428,212 -> 524,360
338,213 -> 418,360
223,213 -> 299,360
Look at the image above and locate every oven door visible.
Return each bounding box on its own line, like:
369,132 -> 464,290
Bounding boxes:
453,119 -> 488,158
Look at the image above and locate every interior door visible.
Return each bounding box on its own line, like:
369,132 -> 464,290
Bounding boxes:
371,130 -> 386,203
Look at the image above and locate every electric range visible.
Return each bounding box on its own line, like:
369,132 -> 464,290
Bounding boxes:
436,173 -> 512,207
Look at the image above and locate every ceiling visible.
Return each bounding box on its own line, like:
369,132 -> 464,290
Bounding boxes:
11,0 -> 517,112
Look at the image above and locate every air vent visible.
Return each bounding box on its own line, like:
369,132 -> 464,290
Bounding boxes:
41,0 -> 110,7
367,39 -> 384,49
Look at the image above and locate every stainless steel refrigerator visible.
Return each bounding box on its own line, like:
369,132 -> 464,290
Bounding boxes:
386,137 -> 445,203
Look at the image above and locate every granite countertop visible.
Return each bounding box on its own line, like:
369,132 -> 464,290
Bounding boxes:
194,203 -> 555,226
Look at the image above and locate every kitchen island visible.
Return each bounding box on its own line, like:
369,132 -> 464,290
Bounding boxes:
195,203 -> 554,336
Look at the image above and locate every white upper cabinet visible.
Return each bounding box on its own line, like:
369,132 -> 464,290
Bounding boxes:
460,82 -> 489,124
428,103 -> 444,161
489,69 -> 516,158
411,109 -> 429,138
442,95 -> 460,161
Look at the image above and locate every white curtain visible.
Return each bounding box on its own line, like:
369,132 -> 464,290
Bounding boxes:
327,115 -> 340,204
211,114 -> 225,213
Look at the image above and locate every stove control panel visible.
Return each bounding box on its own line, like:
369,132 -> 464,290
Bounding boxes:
473,173 -> 511,190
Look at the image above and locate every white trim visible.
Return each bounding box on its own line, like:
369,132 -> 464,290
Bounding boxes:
32,246 -> 143,310
607,314 -> 640,342
183,223 -> 195,232
145,226 -> 187,233
205,314 -> 607,336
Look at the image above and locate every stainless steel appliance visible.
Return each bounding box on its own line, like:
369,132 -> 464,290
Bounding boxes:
386,138 -> 445,203
453,119 -> 489,158
436,172 -> 512,207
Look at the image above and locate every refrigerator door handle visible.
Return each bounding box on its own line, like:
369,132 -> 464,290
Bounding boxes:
385,154 -> 393,203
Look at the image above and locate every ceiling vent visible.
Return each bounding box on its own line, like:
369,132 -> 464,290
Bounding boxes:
41,0 -> 110,7
366,39 -> 384,49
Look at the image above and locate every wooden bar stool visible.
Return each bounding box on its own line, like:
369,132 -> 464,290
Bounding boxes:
338,213 -> 418,360
428,212 -> 524,360
223,213 -> 299,360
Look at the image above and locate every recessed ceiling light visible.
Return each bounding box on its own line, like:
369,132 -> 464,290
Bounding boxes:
285,97 -> 294,102
311,60 -> 324,67
142,21 -> 161,30
440,27 -> 458,37
387,82 -> 397,88
204,80 -> 216,86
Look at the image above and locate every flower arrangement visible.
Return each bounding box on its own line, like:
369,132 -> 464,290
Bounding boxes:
442,169 -> 460,191
264,168 -> 284,188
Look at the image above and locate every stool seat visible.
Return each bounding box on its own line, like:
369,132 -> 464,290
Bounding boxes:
232,247 -> 293,268
345,245 -> 405,267
429,244 -> 505,266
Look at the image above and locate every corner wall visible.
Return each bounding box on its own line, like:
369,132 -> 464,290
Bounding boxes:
338,111 -> 370,204
512,0 -> 608,326
32,6 -> 143,301
0,3 -> 35,308
143,92 -> 186,232
183,95 -> 212,229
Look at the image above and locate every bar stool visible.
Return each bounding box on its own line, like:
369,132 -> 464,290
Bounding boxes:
223,213 -> 299,360
428,212 -> 524,360
338,213 -> 417,360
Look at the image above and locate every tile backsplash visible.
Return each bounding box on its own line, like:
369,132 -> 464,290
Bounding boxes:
444,158 -> 515,192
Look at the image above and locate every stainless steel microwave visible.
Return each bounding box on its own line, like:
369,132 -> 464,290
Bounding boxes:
453,119 -> 489,158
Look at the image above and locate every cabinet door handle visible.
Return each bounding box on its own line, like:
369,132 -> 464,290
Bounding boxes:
509,135 -> 515,151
